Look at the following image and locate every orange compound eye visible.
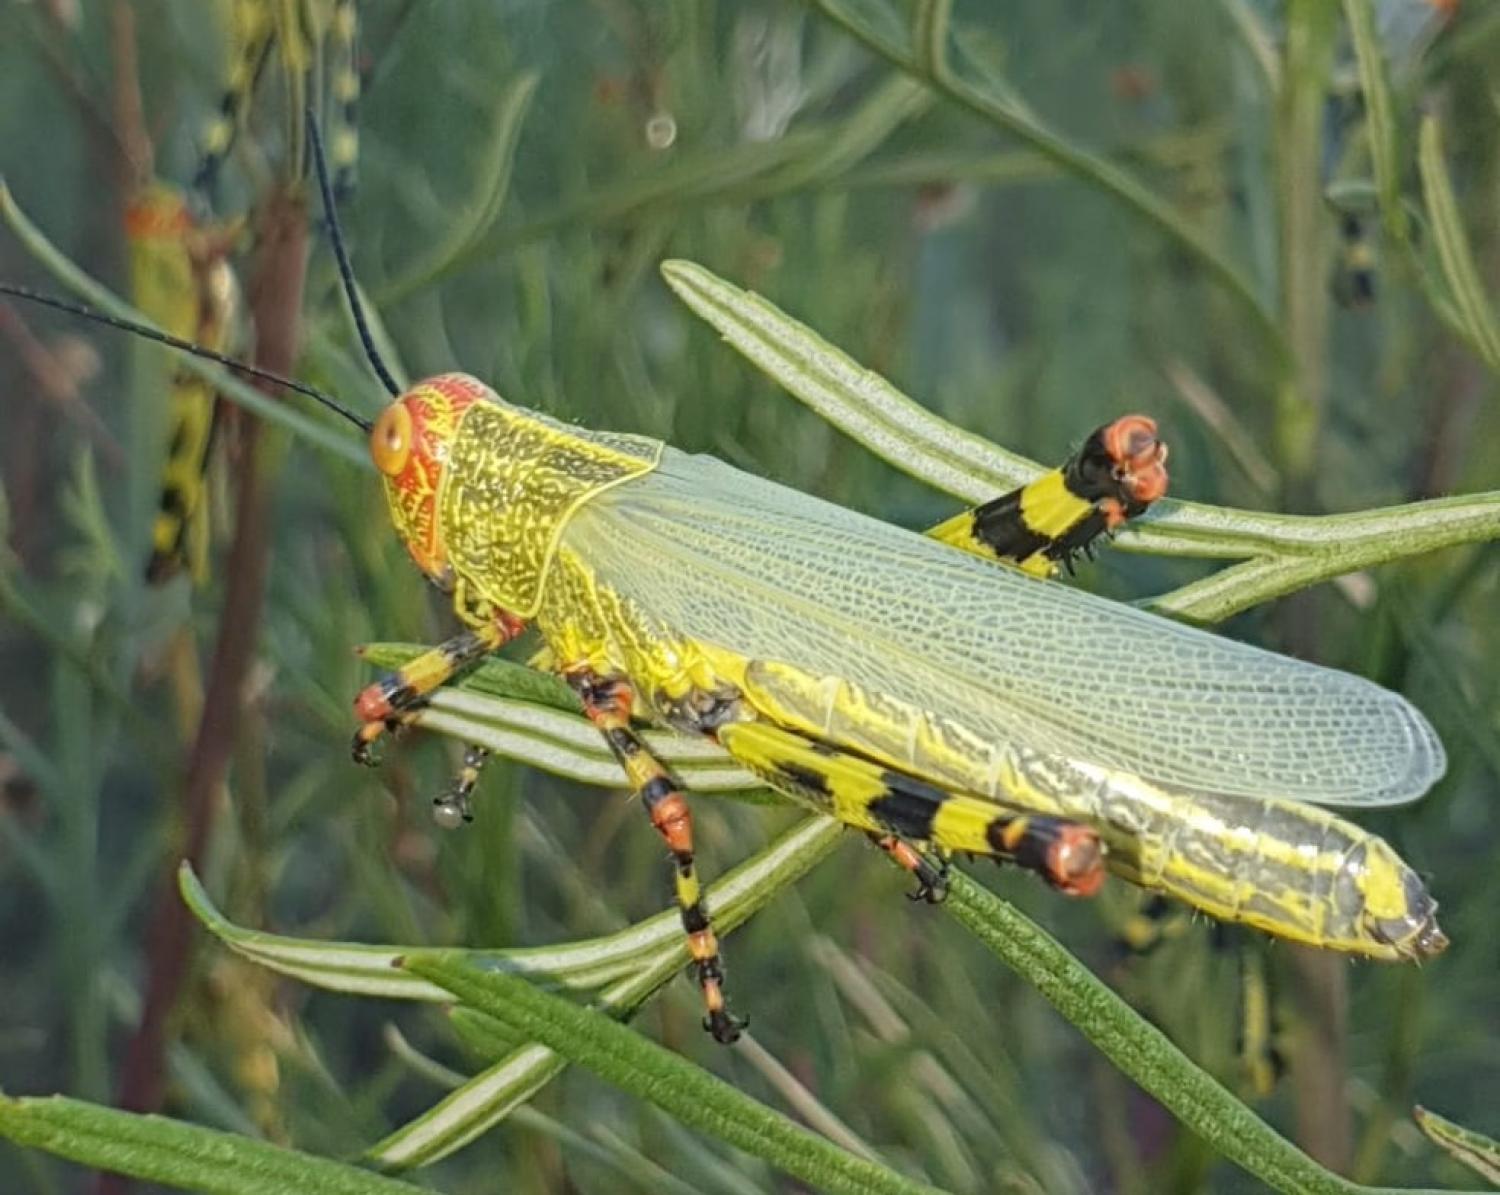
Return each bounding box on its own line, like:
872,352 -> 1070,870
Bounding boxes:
370,403 -> 413,476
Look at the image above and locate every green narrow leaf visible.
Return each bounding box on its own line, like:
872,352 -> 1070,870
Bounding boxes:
383,1022 -> 704,1195
1342,0 -> 1406,241
660,258 -> 1500,621
368,949 -> 688,1171
181,816 -> 846,1172
1413,1107 -> 1500,1185
360,644 -> 580,712
369,1041 -> 566,1169
0,1093 -> 421,1194
360,645 -> 764,795
656,257 -> 1264,557
1149,495 -> 1500,624
402,955 -> 945,1195
756,76 -> 931,191
935,870 -> 1450,1195
180,813 -> 805,998
364,817 -> 843,1169
1418,116 -> 1500,372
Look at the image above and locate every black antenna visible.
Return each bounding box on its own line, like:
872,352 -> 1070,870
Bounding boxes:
305,109 -> 401,398
0,282 -> 373,432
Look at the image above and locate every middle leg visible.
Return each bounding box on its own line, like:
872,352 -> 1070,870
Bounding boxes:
568,669 -> 746,1044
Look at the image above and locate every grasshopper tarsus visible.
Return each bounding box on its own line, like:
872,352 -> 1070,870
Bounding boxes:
431,745 -> 489,828
906,867 -> 950,905
431,796 -> 471,830
704,1008 -> 748,1045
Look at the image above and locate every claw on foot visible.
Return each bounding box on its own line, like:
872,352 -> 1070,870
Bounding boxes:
906,858 -> 949,904
352,719 -> 394,766
430,745 -> 490,830
704,1008 -> 748,1044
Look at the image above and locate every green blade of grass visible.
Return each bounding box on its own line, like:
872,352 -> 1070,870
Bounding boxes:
1418,116 -> 1500,374
0,1092 -> 421,1194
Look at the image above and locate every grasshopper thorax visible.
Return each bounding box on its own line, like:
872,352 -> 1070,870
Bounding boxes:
368,372 -> 663,617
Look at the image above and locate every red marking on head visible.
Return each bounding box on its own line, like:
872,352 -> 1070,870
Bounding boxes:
1102,415 -> 1169,507
371,373 -> 490,578
1048,827 -> 1106,897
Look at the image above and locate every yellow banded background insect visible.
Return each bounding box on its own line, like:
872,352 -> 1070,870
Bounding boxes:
196,0 -> 361,200
0,116 -> 1449,1044
124,183 -> 241,584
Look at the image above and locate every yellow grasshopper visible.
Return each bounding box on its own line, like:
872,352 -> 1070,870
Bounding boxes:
0,125 -> 1447,1043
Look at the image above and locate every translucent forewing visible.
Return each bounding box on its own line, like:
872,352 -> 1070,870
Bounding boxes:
557,448 -> 1445,810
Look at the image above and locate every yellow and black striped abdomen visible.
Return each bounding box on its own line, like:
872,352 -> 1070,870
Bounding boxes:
929,415 -> 1168,576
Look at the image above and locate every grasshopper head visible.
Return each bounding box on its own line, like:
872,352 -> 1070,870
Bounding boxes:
367,372 -> 491,584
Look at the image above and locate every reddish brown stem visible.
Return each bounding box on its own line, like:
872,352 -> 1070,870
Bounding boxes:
97,191 -> 307,1195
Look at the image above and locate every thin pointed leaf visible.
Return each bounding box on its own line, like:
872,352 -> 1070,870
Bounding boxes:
379,74 -> 540,304
660,258 -> 1500,621
1418,117 -> 1500,373
1343,0 -> 1407,241
1413,1106 -> 1500,1185
364,816 -> 844,1169
0,1093 -> 421,1194
360,644 -> 763,794
181,817 -> 844,1171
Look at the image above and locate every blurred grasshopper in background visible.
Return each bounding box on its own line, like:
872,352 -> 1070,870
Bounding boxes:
0,117 -> 1447,1045
125,182 -> 240,585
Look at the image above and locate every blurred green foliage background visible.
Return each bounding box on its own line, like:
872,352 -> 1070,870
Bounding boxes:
0,1 -> 1497,1191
